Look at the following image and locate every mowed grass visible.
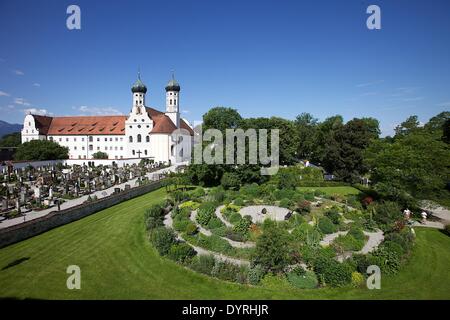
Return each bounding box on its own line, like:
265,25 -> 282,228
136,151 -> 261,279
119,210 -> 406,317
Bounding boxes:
297,186 -> 361,196
0,187 -> 450,299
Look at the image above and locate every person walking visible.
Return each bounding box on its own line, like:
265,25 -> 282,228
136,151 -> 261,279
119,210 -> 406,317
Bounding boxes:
421,211 -> 428,224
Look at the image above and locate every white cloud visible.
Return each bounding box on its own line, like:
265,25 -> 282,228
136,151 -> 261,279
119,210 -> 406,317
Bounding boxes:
32,83 -> 41,87
12,69 -> 24,76
356,80 -> 384,88
23,108 -> 53,116
181,109 -> 190,114
0,91 -> 10,97
14,98 -> 31,106
72,105 -> 123,115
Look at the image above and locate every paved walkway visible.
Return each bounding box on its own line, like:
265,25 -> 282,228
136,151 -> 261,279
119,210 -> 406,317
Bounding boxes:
0,165 -> 179,230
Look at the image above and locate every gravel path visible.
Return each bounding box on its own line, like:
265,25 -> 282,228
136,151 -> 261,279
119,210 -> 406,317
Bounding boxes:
215,205 -> 233,227
358,230 -> 384,254
239,205 -> 290,223
190,209 -> 255,248
163,211 -> 250,266
319,231 -> 348,246
319,229 -> 384,255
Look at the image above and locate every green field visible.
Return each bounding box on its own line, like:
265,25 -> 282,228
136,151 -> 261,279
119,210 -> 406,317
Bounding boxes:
0,187 -> 449,299
297,186 -> 361,196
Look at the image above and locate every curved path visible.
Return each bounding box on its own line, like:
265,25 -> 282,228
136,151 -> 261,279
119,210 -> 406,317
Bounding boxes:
164,211 -> 250,266
190,210 -> 255,248
320,229 -> 384,255
215,205 -> 233,228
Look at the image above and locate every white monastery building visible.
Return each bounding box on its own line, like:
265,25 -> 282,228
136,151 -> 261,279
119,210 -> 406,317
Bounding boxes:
21,74 -> 194,164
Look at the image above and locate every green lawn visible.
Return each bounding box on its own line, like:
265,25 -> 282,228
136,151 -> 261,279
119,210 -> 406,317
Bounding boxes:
1,187 -> 449,299
297,186 -> 361,196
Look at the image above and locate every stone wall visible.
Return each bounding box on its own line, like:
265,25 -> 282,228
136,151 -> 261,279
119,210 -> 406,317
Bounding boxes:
0,180 -> 163,249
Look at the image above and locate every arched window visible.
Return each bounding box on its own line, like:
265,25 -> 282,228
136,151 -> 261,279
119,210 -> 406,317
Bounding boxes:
146,136 -> 149,142
170,99 -> 172,105
174,99 -> 177,105
137,134 -> 142,143
129,136 -> 133,143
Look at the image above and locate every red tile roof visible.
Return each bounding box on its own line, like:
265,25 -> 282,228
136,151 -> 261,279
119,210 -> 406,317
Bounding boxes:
30,107 -> 194,136
46,116 -> 127,135
150,114 -> 178,134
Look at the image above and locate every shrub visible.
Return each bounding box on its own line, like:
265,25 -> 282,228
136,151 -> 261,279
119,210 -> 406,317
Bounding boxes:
381,240 -> 404,256
168,243 -> 196,263
384,229 -> 414,253
247,265 -> 266,285
313,257 -> 353,287
287,270 -> 319,289
296,200 -> 311,214
279,198 -> 292,209
292,223 -> 321,245
173,219 -> 190,232
348,226 -> 365,241
196,202 -> 216,226
318,217 -> 336,234
145,204 -> 165,230
185,222 -> 198,235
190,187 -> 206,199
211,261 -> 247,283
233,218 -> 252,234
325,209 -> 341,225
189,255 -> 216,275
332,234 -> 364,252
252,224 -> 290,273
149,227 -> 176,256
229,212 -> 243,225
351,271 -> 365,287
233,197 -> 244,206
179,200 -> 201,211
207,217 -> 225,230
371,246 -> 401,275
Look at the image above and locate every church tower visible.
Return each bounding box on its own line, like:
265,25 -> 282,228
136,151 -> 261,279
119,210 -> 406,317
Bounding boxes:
131,71 -> 147,114
165,73 -> 180,127
126,72 -> 153,159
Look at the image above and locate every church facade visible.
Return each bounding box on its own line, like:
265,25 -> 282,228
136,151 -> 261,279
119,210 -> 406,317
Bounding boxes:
21,74 -> 194,164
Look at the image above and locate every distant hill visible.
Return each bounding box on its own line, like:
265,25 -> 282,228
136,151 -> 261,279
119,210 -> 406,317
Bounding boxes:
0,120 -> 22,138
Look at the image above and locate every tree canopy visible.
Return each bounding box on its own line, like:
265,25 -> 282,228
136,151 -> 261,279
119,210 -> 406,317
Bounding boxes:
14,139 -> 69,161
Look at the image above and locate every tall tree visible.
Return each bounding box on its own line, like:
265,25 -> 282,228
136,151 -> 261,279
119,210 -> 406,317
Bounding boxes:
394,115 -> 420,137
295,112 -> 319,160
322,118 -> 374,182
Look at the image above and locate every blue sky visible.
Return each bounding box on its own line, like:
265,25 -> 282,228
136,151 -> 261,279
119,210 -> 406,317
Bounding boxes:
0,0 -> 449,136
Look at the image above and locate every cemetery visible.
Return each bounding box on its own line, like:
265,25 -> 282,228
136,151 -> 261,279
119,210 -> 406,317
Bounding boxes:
0,159 -> 169,225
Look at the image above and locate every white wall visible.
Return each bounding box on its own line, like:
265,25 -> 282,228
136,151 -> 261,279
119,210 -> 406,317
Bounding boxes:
48,134 -> 126,160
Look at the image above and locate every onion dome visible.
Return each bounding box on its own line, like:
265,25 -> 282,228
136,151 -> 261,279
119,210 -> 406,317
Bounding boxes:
165,73 -> 180,92
131,72 -> 147,93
